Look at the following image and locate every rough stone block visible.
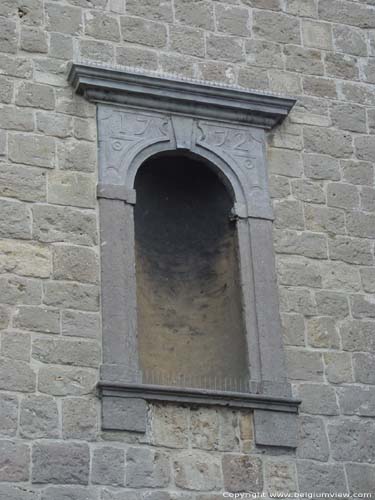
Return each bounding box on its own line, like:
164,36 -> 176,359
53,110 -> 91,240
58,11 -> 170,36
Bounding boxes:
274,200 -> 304,230
61,310 -> 100,339
215,4 -> 250,36
297,415 -> 329,461
303,154 -> 340,181
245,40 -> 283,69
0,18 -> 17,53
277,256 -> 321,288
338,386 -> 375,417
333,24 -> 367,56
49,33 -> 74,60
321,261 -> 361,292
0,358 -> 36,392
120,16 -> 166,47
305,205 -> 345,235
353,353 -> 375,384
302,19 -> 332,50
62,397 -> 98,440
151,404 -> 189,449
269,70 -> 302,95
0,394 -> 18,437
33,204 -> 97,246
298,383 -> 339,415
0,276 -> 41,306
20,27 -> 47,53
14,306 -> 60,335
325,52 -> 359,80
0,240 -> 50,278
351,294 -> 375,319
33,337 -> 100,368
1,332 -> 30,362
9,133 -> 55,169
328,419 -> 375,463
254,410 -> 298,448
286,350 -> 324,382
0,199 -> 31,239
346,212 -> 375,238
0,484 -> 39,500
126,0 -> 173,21
346,463 -> 375,492
116,46 -> 158,71
52,244 -> 98,284
285,45 -> 323,76
91,447 -> 125,486
340,320 -> 375,352
328,236 -> 373,266
315,291 -> 349,317
361,187 -> 375,212
190,407 -> 219,451
253,11 -> 300,44
281,313 -> 305,347
32,442 -> 90,484
0,54 -> 33,79
280,287 -> 316,316
57,140 -> 97,173
0,163 -> 46,203
174,0 -> 214,30
341,160 -> 373,186
222,454 -> 263,493
206,33 -> 244,63
355,135 -> 375,162
0,76 -> 13,103
43,282 -> 99,312
274,229 -> 327,259
20,395 -> 58,439
79,39 -> 115,65
36,112 -> 72,138
307,316 -> 340,349
324,352 -> 353,384
16,82 -> 54,110
102,397 -> 147,432
40,486 -> 97,500
291,179 -> 325,204
218,409 -> 240,452
297,461 -> 347,493
173,450 -> 221,491
0,440 -> 30,482
38,366 -> 96,396
264,460 -> 297,491
45,3 -> 83,35
84,10 -> 120,41
0,106 -> 34,131
303,127 -> 353,158
319,0 -> 375,28
127,447 -> 170,488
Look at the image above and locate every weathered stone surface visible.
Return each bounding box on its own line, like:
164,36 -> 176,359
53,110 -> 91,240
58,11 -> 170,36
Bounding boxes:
321,261 -> 361,292
340,320 -> 375,352
286,350 -> 324,381
346,212 -> 375,238
304,127 -> 353,157
319,0 -> 375,28
274,230 -> 327,259
57,140 -> 97,173
62,397 -> 97,440
33,205 -> 97,246
361,187 -> 375,212
281,313 -> 305,346
40,486 -> 97,500
215,4 -> 250,36
14,306 -> 59,334
1,332 -> 30,362
325,53 -> 359,80
84,10 -> 120,41
351,295 -> 375,319
297,415 -> 329,461
0,394 -> 18,437
206,34 -> 244,63
45,3 -> 83,35
328,419 -> 375,463
302,20 -> 332,50
307,316 -> 340,349
0,240 -> 50,278
92,447 -> 125,485
0,106 -> 34,131
277,256 -> 321,288
280,287 -> 316,315
174,0 -> 214,30
61,310 -> 100,339
36,112 -> 72,139
0,199 -> 31,239
173,450 -> 221,491
298,383 -> 339,415
324,352 -> 353,384
331,103 -> 366,133
9,133 -> 55,168
20,395 -> 58,439
116,46 -> 158,70
152,404 -> 189,449
127,447 -> 170,488
338,386 -> 375,417
303,154 -> 340,181
0,17 -> 17,53
305,205 -> 346,235
341,160 -> 373,186
190,407 -> 219,451
0,163 -> 46,202
121,16 -> 166,47
291,179 -> 325,204
49,33 -> 74,60
32,442 -> 90,484
222,454 -> 263,493
218,409 -> 239,452
245,40 -> 283,69
329,236 -> 373,265
297,461 -> 347,493
285,45 -> 323,76
52,245 -> 98,283
16,82 -> 54,110
126,0 -> 173,21
315,291 -> 349,317
0,440 -> 30,482
0,276 -> 41,306
38,366 -> 96,396
346,463 -> 375,492
43,282 -> 99,312
333,24 -> 367,56
0,358 -> 36,392
33,337 -> 100,368
102,397 -> 147,433
265,460 -> 297,491
79,39 -> 115,64
355,135 -> 375,162
253,11 -> 300,43
0,484 -> 38,500
353,353 -> 375,384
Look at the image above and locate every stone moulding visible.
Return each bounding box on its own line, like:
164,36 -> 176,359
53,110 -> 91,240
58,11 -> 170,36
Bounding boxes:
68,61 -> 300,449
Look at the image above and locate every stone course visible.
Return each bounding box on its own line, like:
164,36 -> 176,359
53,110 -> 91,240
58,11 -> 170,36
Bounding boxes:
0,0 -> 374,496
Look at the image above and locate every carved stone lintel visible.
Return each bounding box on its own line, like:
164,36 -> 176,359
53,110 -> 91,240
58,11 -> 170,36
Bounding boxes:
97,183 -> 136,204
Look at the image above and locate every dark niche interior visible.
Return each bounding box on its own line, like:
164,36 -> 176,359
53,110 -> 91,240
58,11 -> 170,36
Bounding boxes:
134,153 -> 248,389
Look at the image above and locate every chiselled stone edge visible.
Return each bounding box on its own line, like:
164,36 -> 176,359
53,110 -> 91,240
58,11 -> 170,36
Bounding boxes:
68,62 -> 296,129
98,382 -> 300,413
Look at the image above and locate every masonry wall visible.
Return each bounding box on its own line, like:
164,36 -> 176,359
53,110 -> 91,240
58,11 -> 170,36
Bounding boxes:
0,0 -> 375,497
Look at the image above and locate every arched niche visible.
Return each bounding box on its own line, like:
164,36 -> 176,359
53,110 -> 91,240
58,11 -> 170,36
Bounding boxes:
69,62 -> 300,447
134,152 -> 248,388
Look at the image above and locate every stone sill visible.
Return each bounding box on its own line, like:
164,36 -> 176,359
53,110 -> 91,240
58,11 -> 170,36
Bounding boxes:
98,381 -> 300,413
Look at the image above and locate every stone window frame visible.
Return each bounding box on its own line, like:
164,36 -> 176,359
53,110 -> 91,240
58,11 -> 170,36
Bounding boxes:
69,62 -> 300,448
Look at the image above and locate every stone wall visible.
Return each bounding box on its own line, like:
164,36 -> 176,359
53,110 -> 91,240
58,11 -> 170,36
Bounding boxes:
0,0 -> 375,497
